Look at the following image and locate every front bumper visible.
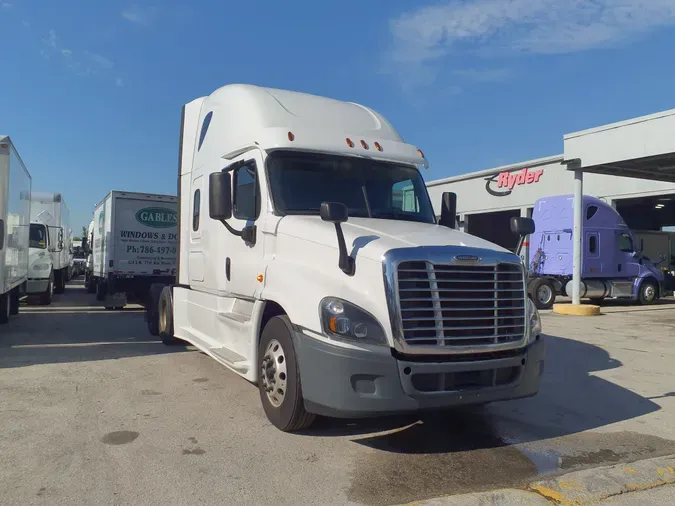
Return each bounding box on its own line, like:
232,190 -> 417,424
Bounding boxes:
26,278 -> 50,294
294,333 -> 545,418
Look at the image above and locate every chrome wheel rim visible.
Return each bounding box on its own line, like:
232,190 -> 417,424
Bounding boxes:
643,284 -> 656,301
536,285 -> 553,304
261,339 -> 288,408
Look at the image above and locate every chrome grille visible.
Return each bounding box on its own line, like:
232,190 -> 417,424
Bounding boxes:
396,261 -> 526,347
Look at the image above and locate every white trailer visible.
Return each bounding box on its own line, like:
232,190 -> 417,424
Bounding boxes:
0,136 -> 32,323
146,84 -> 545,432
92,191 -> 177,309
28,192 -> 72,297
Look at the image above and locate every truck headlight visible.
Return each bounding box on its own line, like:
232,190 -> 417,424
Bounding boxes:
527,297 -> 542,342
320,297 -> 387,345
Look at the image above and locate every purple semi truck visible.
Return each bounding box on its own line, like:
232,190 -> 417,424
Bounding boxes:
527,194 -> 666,309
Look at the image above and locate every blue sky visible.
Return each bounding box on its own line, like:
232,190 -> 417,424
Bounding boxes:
2,0 -> 675,232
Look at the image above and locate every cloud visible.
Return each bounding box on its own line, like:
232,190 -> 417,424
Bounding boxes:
452,68 -> 513,83
40,29 -> 119,84
389,0 -> 675,86
122,4 -> 158,25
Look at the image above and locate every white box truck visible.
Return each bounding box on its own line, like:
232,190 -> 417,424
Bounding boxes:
146,84 -> 545,432
84,219 -> 95,293
91,191 -> 177,309
27,192 -> 72,299
0,136 -> 31,323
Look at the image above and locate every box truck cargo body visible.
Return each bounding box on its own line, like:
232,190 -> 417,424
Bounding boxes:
0,136 -> 31,323
92,191 -> 177,308
28,192 -> 72,297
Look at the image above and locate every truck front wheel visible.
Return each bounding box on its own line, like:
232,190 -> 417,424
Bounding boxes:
639,279 -> 658,305
54,271 -> 66,294
258,316 -> 315,432
39,275 -> 54,306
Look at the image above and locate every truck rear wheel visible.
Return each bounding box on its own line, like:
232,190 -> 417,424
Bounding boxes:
530,278 -> 555,310
95,280 -> 106,301
10,288 -> 20,315
158,287 -> 180,345
258,316 -> 315,432
0,292 -> 10,324
54,271 -> 66,294
86,276 -> 96,294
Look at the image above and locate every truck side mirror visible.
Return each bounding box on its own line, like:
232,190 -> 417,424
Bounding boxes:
320,202 -> 354,276
510,217 -> 535,236
320,202 -> 348,224
209,172 -> 232,221
439,192 -> 457,229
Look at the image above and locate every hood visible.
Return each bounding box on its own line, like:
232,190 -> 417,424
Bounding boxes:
29,248 -> 52,270
276,216 -> 512,261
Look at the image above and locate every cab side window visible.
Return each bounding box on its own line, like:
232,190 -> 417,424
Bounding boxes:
192,189 -> 201,231
618,233 -> 634,253
233,164 -> 260,221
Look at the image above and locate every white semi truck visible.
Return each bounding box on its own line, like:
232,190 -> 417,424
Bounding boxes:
91,191 -> 177,309
146,84 -> 544,432
27,192 -> 72,300
0,136 -> 32,323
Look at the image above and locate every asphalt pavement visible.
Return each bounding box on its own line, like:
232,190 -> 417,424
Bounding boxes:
1,281 -> 674,505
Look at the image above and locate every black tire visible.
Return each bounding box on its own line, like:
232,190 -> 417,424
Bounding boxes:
0,291 -> 10,324
638,279 -> 659,305
530,277 -> 555,310
10,288 -> 20,315
39,275 -> 54,306
54,270 -> 65,294
95,280 -> 106,302
258,315 -> 315,432
86,276 -> 96,294
158,287 -> 179,345
589,297 -> 605,305
146,284 -> 164,336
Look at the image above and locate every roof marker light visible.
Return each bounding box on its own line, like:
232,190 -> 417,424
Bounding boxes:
374,142 -> 383,152
346,138 -> 354,148
360,140 -> 369,150
288,131 -> 295,141
417,149 -> 425,159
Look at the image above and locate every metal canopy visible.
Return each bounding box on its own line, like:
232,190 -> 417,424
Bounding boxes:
580,152 -> 675,183
562,108 -> 675,306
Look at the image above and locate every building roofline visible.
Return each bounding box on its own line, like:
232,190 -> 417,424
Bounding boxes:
426,154 -> 564,188
564,108 -> 675,140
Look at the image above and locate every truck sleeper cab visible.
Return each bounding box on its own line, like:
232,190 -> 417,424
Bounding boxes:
528,194 -> 666,309
147,85 -> 545,432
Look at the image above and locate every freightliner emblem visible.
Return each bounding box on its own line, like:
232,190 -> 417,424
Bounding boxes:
454,255 -> 481,263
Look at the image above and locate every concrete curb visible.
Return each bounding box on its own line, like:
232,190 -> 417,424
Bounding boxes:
403,455 -> 675,505
552,304 -> 601,316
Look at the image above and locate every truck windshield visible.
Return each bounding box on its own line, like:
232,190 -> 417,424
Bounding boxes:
266,151 -> 436,224
29,224 -> 47,249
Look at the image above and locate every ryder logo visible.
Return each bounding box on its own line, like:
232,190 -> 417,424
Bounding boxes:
135,207 -> 178,229
485,168 -> 543,197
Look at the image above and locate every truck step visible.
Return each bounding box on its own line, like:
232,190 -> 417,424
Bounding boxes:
209,347 -> 249,373
217,311 -> 250,324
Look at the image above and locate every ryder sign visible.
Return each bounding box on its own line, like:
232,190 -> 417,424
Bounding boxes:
485,168 -> 543,197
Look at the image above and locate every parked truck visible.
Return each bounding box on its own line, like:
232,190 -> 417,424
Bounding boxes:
91,191 -> 177,309
0,136 -> 32,323
528,195 -> 666,309
27,192 -> 71,300
84,219 -> 95,292
145,84 -> 545,432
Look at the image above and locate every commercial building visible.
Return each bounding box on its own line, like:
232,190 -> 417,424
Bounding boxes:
426,110 -> 675,288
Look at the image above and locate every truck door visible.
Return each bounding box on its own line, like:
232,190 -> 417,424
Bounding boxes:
585,231 -> 601,275
616,232 -> 640,278
219,150 -> 265,299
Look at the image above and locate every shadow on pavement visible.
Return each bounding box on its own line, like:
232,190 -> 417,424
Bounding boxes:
2,283 -> 187,368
